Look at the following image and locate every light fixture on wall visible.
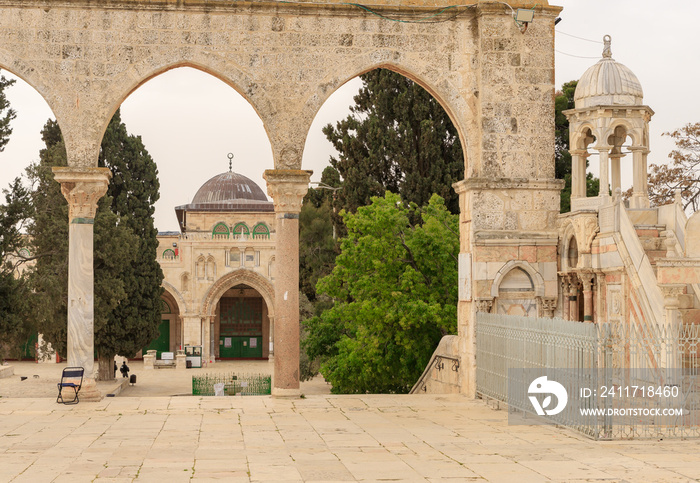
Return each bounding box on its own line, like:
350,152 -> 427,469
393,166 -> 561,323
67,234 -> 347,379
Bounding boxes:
514,8 -> 534,33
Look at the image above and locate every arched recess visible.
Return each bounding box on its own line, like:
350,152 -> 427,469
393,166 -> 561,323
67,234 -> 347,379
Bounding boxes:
559,221 -> 578,271
201,268 -> 275,320
102,60 -> 276,154
491,260 -> 545,299
162,280 -> 187,315
301,57 -> 473,175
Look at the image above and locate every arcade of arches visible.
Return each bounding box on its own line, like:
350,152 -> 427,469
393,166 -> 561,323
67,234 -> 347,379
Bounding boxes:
1,0 -> 574,399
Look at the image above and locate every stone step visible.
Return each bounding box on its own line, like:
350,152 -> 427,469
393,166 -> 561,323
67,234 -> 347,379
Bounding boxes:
639,236 -> 666,251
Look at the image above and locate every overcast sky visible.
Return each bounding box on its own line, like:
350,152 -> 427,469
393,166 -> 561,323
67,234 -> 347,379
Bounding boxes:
1,0 -> 699,231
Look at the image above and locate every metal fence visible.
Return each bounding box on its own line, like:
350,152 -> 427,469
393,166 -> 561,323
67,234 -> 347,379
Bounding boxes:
476,313 -> 700,439
192,372 -> 271,396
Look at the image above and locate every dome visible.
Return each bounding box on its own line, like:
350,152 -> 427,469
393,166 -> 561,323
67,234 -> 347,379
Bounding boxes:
192,171 -> 268,204
574,35 -> 643,109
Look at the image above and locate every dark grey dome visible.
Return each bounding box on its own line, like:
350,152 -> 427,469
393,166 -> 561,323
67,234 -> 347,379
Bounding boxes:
192,171 -> 268,204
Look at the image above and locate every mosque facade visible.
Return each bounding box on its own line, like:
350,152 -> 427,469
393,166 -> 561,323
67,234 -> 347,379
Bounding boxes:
152,167 -> 277,365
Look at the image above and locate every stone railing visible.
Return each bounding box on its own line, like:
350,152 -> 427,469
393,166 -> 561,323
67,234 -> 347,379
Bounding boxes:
410,335 -> 461,394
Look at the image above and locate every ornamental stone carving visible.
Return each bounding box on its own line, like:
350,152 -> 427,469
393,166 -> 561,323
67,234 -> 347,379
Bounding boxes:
52,167 -> 111,221
475,298 -> 493,313
539,297 -> 557,317
564,214 -> 599,254
263,169 -> 312,214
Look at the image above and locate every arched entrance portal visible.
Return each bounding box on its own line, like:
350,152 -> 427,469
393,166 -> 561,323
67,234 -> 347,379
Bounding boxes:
215,284 -> 270,359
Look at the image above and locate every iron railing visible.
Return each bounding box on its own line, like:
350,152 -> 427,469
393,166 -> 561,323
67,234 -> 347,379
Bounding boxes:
476,313 -> 700,439
192,372 -> 271,396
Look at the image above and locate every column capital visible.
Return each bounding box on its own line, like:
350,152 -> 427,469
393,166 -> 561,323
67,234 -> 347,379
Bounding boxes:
52,167 -> 111,221
475,298 -> 493,313
263,169 -> 313,214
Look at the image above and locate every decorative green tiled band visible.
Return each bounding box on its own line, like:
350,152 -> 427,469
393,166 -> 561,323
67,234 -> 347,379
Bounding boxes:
71,217 -> 94,224
584,315 -> 593,321
278,213 -> 299,219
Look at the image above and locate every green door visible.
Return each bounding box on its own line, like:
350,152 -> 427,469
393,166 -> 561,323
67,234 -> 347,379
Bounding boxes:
144,320 -> 170,358
219,297 -> 263,358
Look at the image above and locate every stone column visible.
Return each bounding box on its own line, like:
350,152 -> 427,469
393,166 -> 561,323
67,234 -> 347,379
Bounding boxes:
560,275 -> 571,320
52,167 -> 111,402
579,273 -> 595,322
264,169 -> 312,397
597,147 -> 611,199
568,275 -> 579,321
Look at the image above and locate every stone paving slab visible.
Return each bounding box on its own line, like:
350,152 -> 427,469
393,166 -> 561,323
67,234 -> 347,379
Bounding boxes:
1,394 -> 700,481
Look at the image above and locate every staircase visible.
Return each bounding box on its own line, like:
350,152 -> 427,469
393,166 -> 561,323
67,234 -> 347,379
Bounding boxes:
634,224 -> 667,275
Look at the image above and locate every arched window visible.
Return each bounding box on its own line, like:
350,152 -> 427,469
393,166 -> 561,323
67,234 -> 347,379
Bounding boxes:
206,256 -> 216,280
196,256 -> 206,279
181,272 -> 190,292
162,248 -> 176,260
233,222 -> 250,237
212,222 -> 230,238
252,223 -> 270,239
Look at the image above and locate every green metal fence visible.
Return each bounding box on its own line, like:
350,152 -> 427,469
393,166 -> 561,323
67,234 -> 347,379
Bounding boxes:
192,372 -> 271,396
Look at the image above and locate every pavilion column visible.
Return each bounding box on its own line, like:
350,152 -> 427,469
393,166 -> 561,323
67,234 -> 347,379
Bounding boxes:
610,153 -> 622,198
568,275 -> 579,321
264,169 -> 312,397
570,150 -> 588,199
597,146 -> 611,199
53,167 -> 111,402
629,146 -> 650,209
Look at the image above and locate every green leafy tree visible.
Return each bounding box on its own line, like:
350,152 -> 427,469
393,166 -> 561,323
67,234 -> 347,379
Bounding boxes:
555,80 -> 600,212
0,70 -> 16,152
303,192 -> 458,393
0,179 -> 35,360
323,69 -> 464,217
95,109 -> 163,380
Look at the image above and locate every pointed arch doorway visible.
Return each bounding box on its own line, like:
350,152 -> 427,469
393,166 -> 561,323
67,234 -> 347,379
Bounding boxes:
216,284 -> 269,359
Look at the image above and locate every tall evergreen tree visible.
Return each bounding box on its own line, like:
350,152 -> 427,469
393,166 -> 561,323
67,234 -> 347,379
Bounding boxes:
323,69 -> 464,216
96,110 -> 163,380
0,70 -> 16,152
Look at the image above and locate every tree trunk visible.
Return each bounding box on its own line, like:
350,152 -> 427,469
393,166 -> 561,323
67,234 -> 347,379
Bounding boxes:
97,353 -> 115,381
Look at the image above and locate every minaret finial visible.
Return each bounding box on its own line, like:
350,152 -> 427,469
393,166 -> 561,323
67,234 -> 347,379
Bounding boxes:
602,34 -> 612,59
227,152 -> 234,172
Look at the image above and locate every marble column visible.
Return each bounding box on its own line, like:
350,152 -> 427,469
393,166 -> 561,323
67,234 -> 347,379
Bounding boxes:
629,146 -> 650,209
568,276 -> 579,321
267,315 -> 275,362
610,154 -> 622,197
570,150 -> 588,199
52,167 -> 111,402
264,169 -> 312,397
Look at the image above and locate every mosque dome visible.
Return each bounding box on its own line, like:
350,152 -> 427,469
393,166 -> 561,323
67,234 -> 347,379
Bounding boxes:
192,171 -> 268,204
574,35 -> 643,109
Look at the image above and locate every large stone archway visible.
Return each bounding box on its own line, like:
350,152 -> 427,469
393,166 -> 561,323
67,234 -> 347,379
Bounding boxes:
1,0 -> 563,398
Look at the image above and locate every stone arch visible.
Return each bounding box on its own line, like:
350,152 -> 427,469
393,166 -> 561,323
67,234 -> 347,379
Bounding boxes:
301,56 -> 473,173
571,124 -> 596,151
0,50 -> 58,121
201,268 -> 275,319
603,119 -> 642,147
491,260 -> 545,298
162,280 -> 187,315
103,61 -> 276,151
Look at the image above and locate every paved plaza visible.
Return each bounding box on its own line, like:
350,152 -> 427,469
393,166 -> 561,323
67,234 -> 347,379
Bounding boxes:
1,362 -> 700,482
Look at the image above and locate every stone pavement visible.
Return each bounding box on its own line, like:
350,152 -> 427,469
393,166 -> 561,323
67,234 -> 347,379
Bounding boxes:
1,392 -> 700,482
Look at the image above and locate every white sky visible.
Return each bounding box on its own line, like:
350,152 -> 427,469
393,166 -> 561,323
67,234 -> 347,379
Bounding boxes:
1,0 -> 699,231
